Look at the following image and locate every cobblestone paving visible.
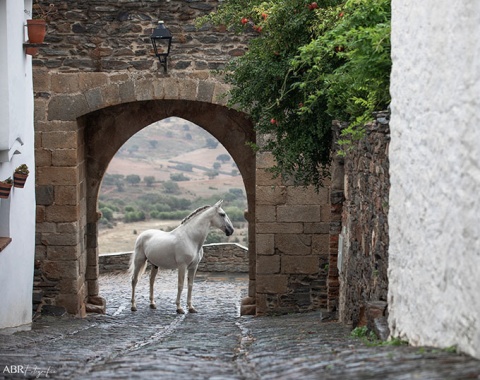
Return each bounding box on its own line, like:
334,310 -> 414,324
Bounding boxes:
1,270 -> 479,379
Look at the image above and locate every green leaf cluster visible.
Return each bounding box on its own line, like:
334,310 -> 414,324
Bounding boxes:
198,0 -> 390,187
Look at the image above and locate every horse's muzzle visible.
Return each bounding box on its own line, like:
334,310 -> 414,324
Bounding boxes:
225,226 -> 234,236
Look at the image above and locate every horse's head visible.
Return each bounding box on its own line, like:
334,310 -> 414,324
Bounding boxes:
211,200 -> 235,236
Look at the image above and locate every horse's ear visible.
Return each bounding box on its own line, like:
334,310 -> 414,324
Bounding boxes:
214,200 -> 223,208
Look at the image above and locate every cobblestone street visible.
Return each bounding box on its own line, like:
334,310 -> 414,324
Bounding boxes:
1,270 -> 479,379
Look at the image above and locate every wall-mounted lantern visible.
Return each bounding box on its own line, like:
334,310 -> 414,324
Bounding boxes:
150,21 -> 172,72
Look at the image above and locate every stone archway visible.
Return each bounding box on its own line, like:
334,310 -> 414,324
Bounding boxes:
35,73 -> 255,315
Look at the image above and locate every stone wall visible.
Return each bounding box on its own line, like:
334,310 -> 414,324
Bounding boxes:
255,151 -> 331,315
389,0 -> 480,359
32,0 -> 332,317
34,0 -> 246,74
334,112 -> 390,326
98,243 -> 248,273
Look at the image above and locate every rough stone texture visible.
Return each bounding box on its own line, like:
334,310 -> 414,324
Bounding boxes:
389,1 -> 480,359
335,113 -> 390,326
2,271 -> 480,379
255,152 -> 331,315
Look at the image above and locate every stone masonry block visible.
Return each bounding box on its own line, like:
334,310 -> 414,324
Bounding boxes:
304,222 -> 330,234
57,222 -> 80,234
51,73 -> 81,94
101,85 -> 121,107
45,205 -> 80,223
78,72 -> 108,92
42,260 -> 79,280
56,293 -> 83,315
86,264 -> 99,281
35,148 -> 52,167
256,223 -> 304,234
256,185 -> 286,205
55,185 -> 79,205
179,79 -> 198,101
256,274 -> 288,294
33,69 -> 51,92
256,234 -> 275,255
163,77 -> 180,99
48,94 -> 89,121
119,80 -> 136,103
52,149 -> 78,167
313,234 -> 330,255
37,167 -> 78,186
197,81 -> 215,103
276,234 -> 312,256
257,255 -> 280,274
256,168 -> 281,186
34,98 -> 47,123
212,82 -> 230,105
152,80 -> 165,99
42,131 -> 78,150
282,256 -> 319,275
287,186 -> 329,205
277,205 -> 321,223
47,245 -> 81,261
255,205 -> 276,223
135,80 -> 154,101
41,232 -> 79,246
256,152 -> 276,169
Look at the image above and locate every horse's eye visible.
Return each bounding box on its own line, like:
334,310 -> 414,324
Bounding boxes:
219,212 -> 226,217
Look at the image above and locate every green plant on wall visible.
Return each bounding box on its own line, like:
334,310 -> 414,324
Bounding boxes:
198,0 -> 391,187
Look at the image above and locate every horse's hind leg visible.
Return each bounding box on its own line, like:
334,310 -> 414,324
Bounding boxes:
187,266 -> 198,313
130,254 -> 147,312
149,266 -> 159,309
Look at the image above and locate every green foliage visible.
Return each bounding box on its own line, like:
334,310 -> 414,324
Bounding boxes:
144,176 -> 155,187
170,173 -> 190,182
163,180 -> 181,194
124,210 -> 146,223
350,326 -> 409,347
197,0 -> 391,187
126,174 -> 141,186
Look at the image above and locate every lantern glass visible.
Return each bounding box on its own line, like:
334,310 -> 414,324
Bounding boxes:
150,21 -> 172,72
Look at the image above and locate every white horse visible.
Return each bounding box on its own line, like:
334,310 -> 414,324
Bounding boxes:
129,200 -> 234,314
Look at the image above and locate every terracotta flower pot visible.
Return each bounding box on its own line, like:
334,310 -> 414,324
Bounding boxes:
0,183 -> 12,199
26,19 -> 47,44
13,173 -> 28,188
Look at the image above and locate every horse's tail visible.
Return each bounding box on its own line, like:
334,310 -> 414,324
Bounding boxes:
129,234 -> 148,280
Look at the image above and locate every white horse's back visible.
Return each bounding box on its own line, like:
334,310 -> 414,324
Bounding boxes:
136,229 -> 180,270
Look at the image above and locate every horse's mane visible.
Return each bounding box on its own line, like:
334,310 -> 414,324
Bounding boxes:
180,205 -> 211,225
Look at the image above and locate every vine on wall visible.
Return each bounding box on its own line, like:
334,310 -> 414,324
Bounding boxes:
198,0 -> 391,188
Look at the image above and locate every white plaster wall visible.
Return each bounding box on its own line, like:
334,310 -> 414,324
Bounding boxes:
0,0 -> 36,329
389,1 -> 480,359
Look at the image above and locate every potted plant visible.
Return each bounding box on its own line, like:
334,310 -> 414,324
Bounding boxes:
13,164 -> 29,188
26,1 -> 56,44
0,178 -> 13,199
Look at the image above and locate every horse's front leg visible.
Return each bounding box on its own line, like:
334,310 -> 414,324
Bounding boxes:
187,266 -> 198,313
149,266 -> 159,309
176,266 -> 186,314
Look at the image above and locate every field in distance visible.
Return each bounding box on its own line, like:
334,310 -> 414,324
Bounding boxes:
98,117 -> 248,253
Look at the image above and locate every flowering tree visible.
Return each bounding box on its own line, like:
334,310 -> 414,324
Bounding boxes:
199,0 -> 390,187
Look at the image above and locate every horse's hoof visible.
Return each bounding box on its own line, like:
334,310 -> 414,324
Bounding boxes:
150,304 -> 157,309
188,308 -> 198,313
176,308 -> 185,314
131,306 -> 137,312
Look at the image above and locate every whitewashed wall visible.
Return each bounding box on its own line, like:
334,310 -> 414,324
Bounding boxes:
389,2 -> 480,359
0,0 -> 36,329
